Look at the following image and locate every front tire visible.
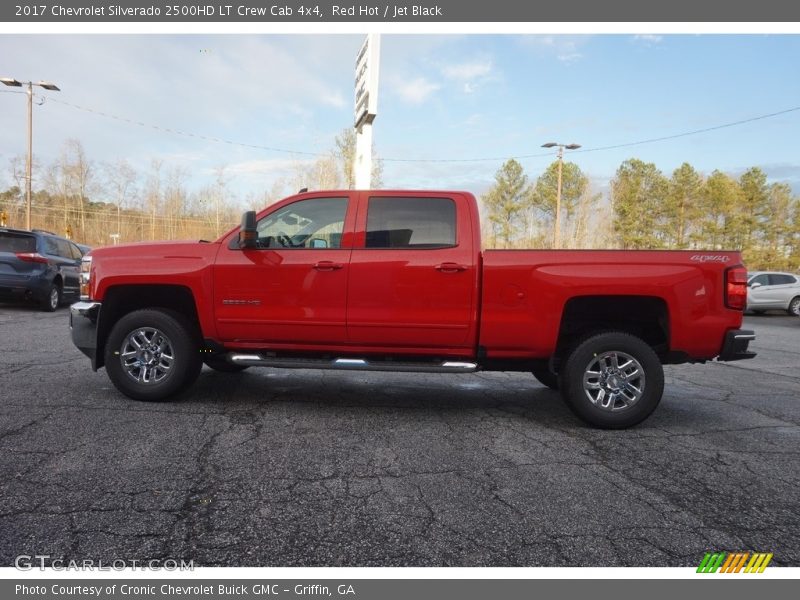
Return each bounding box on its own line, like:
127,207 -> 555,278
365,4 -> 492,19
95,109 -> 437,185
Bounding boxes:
104,309 -> 202,402
559,332 -> 664,429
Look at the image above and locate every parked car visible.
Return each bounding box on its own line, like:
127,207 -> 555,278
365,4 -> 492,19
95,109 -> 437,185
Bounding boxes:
0,227 -> 84,311
746,271 -> 800,315
70,190 -> 755,429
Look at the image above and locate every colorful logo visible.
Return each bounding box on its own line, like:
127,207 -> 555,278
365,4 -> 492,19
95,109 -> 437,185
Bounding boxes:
697,552 -> 773,573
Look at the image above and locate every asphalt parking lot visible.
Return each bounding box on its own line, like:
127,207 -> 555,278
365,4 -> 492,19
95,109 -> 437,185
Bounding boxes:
0,305 -> 797,567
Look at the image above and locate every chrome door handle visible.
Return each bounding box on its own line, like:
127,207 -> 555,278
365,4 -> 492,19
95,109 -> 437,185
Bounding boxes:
313,261 -> 344,271
435,262 -> 467,273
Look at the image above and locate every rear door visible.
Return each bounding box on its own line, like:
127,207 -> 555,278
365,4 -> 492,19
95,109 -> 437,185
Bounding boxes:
346,193 -> 478,349
767,273 -> 800,308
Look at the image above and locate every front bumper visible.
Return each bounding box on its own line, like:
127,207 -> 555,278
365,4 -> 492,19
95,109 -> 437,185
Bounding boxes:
718,329 -> 757,361
70,301 -> 101,370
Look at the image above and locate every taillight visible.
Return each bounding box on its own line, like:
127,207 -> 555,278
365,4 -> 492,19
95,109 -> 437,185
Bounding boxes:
15,252 -> 48,264
725,266 -> 748,310
80,254 -> 92,300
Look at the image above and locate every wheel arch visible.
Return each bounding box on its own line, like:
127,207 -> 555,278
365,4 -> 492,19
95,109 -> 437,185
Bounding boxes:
554,295 -> 671,369
96,284 -> 202,370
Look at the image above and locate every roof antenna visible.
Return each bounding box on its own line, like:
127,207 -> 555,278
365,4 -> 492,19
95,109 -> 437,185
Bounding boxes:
298,187 -> 308,193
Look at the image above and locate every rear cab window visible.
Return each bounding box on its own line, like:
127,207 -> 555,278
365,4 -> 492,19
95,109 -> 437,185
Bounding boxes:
365,197 -> 456,248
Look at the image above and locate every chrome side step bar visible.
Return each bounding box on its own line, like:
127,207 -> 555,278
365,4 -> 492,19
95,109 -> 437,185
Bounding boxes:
227,354 -> 479,373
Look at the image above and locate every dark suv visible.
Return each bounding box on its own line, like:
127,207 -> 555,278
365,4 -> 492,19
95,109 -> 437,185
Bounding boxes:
0,227 -> 86,311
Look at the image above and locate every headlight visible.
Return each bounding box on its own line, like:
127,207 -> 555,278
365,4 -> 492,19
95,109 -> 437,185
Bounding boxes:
80,255 -> 92,300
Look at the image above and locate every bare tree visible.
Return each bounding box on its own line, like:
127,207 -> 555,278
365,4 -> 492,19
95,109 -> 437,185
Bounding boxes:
144,159 -> 162,241
61,139 -> 93,238
104,159 -> 137,242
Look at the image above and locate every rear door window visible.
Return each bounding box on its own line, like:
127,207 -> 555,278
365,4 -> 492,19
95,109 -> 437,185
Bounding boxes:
769,274 -> 797,286
44,237 -> 60,256
365,197 -> 456,248
0,232 -> 36,253
54,239 -> 75,259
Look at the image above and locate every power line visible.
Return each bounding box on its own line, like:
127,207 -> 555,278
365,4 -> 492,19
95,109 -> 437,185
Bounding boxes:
48,98 -> 323,158
571,106 -> 800,155
44,97 -> 800,165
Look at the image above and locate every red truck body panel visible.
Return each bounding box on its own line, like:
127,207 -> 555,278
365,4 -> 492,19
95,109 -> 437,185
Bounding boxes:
480,250 -> 743,360
85,190 -> 745,363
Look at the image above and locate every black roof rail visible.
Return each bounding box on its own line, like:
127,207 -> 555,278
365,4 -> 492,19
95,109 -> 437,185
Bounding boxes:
31,228 -> 57,235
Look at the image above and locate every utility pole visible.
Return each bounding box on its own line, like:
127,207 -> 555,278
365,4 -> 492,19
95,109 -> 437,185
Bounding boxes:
541,142 -> 581,248
1,77 -> 60,230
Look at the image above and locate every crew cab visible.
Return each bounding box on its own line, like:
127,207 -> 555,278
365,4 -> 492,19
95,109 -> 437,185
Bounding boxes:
70,190 -> 755,428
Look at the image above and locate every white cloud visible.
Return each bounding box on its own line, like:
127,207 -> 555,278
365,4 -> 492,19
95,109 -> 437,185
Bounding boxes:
224,158 -> 312,177
440,58 -> 494,94
519,35 -> 590,64
393,77 -> 441,105
441,60 -> 493,81
633,34 -> 664,45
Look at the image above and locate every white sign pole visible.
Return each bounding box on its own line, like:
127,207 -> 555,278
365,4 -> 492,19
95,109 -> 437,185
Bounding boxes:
355,122 -> 373,190
354,34 -> 380,189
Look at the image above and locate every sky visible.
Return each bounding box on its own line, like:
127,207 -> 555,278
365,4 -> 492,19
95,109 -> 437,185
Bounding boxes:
1,33 -> 800,204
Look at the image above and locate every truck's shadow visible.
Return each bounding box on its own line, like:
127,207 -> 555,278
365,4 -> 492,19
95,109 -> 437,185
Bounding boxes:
176,368 -> 594,429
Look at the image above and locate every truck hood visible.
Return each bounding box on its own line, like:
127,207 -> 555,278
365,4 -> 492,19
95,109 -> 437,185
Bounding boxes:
88,240 -> 217,260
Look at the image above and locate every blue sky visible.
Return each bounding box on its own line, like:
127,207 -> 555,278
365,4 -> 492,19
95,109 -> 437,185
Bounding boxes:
1,34 -> 799,202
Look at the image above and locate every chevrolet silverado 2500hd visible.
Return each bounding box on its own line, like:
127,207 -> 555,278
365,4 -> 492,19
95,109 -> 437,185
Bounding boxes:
70,190 -> 755,428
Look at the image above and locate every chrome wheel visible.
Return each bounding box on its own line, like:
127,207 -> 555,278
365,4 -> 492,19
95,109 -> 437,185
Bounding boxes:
119,327 -> 175,384
582,351 -> 645,411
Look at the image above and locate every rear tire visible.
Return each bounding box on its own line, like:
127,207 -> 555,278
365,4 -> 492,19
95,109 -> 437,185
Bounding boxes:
40,282 -> 61,312
104,309 -> 202,402
532,367 -> 559,390
559,331 -> 664,429
203,355 -> 249,373
787,297 -> 800,316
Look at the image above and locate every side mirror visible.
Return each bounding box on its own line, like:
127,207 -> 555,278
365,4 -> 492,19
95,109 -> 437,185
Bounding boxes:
749,282 -> 762,289
238,211 -> 257,249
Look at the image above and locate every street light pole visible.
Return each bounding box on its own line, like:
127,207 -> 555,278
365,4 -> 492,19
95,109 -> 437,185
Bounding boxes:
1,77 -> 60,230
541,142 -> 581,249
26,82 -> 33,231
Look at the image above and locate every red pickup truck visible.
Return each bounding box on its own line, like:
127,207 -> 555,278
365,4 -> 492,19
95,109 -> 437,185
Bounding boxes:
70,190 -> 755,428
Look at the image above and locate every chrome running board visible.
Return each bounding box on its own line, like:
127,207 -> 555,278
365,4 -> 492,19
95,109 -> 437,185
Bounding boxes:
227,354 -> 479,373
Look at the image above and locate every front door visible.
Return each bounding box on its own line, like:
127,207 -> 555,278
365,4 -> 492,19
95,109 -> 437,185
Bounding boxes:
214,195 -> 354,345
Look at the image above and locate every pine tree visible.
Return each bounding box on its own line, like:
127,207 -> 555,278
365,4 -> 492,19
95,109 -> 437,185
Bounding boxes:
611,159 -> 668,249
481,159 -> 532,248
665,163 -> 702,248
531,160 -> 590,247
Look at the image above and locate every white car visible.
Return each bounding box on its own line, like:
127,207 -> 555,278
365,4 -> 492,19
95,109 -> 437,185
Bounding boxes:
746,271 -> 800,315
